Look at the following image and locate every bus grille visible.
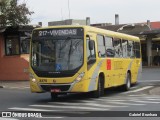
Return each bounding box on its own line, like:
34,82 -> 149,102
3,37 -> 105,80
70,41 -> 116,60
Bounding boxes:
40,85 -> 71,92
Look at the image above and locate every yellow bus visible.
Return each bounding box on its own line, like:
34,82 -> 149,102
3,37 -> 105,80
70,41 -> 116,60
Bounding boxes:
29,25 -> 142,99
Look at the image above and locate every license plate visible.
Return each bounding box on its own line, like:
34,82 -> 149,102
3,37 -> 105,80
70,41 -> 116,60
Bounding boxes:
51,89 -> 61,93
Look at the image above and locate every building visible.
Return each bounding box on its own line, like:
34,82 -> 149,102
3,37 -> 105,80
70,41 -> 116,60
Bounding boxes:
0,25 -> 35,80
91,21 -> 160,66
48,19 -> 87,26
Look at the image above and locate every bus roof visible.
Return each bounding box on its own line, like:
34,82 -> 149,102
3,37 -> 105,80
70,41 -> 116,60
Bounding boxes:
34,25 -> 140,41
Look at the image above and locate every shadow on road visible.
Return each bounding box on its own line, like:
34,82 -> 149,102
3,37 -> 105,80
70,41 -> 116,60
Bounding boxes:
33,87 -> 131,103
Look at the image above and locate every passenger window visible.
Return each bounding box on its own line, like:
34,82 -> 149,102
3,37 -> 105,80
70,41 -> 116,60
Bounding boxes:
128,41 -> 135,58
134,42 -> 141,58
97,35 -> 106,57
113,38 -> 122,58
122,40 -> 128,58
105,36 -> 114,57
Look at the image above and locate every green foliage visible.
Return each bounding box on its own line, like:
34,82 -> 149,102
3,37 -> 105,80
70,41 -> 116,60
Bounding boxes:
0,0 -> 34,26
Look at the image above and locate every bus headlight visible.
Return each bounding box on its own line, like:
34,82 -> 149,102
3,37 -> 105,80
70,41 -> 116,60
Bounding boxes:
29,73 -> 36,82
75,72 -> 85,82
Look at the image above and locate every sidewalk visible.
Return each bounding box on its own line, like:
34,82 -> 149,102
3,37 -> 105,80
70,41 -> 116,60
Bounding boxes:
0,80 -> 29,89
149,87 -> 160,95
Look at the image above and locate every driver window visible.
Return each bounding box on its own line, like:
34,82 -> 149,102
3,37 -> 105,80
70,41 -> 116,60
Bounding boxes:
87,40 -> 96,61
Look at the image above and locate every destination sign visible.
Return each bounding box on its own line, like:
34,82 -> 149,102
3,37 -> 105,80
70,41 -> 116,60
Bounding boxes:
33,28 -> 83,38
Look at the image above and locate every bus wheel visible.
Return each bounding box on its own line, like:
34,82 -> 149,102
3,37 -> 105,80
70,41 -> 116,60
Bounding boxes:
123,72 -> 131,91
92,77 -> 104,98
51,93 -> 58,100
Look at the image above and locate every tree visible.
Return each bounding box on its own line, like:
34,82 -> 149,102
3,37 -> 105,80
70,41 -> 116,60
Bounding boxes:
0,0 -> 34,26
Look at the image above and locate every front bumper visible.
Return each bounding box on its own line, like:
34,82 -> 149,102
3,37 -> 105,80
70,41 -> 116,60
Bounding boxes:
30,79 -> 89,93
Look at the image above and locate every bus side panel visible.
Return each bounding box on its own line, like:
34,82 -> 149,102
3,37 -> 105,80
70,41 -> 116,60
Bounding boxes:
105,58 -> 114,88
120,59 -> 130,86
122,58 -> 133,85
131,58 -> 142,83
112,58 -> 126,86
130,59 -> 138,83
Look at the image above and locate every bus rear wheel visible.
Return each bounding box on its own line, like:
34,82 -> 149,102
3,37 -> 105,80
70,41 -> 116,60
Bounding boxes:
123,72 -> 131,91
92,77 -> 104,98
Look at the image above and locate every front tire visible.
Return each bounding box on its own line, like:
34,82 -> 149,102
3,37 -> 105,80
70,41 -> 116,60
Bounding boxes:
92,77 -> 104,98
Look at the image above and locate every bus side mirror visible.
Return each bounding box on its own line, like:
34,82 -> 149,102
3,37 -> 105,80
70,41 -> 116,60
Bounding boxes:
89,40 -> 94,50
86,34 -> 94,50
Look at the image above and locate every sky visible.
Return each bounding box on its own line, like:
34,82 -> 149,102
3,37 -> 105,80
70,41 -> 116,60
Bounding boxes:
21,0 -> 160,26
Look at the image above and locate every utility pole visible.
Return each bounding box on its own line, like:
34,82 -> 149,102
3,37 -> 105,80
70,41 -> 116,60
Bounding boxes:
68,0 -> 70,19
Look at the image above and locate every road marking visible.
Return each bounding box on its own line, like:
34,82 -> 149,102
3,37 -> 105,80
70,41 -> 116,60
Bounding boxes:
90,95 -> 160,102
8,107 -> 55,111
131,100 -> 160,104
106,100 -> 126,102
139,80 -> 160,83
129,94 -> 147,96
123,86 -> 153,94
78,100 -> 99,103
124,97 -> 160,102
0,118 -> 19,120
8,86 -> 30,89
7,87 -> 19,89
30,104 -> 109,111
147,98 -> 160,101
49,102 -> 127,108
107,101 -> 145,106
138,96 -> 160,99
90,98 -> 127,102
22,87 -> 30,89
133,86 -> 153,92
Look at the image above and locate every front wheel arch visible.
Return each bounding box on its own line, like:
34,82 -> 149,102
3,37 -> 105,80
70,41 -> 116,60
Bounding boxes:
91,72 -> 105,98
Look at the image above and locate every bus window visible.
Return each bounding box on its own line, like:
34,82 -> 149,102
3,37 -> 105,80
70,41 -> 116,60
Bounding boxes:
87,40 -> 96,64
105,36 -> 114,57
122,40 -> 128,58
134,42 -> 141,58
128,41 -> 135,58
97,35 -> 106,57
113,38 -> 122,58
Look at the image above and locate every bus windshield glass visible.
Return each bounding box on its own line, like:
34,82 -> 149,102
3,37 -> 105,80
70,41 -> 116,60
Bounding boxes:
31,28 -> 84,72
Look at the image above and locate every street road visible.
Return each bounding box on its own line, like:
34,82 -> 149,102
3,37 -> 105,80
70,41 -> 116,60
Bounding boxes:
0,67 -> 160,120
139,67 -> 160,82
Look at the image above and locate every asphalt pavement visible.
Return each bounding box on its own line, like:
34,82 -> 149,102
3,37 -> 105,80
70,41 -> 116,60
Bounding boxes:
0,67 -> 160,120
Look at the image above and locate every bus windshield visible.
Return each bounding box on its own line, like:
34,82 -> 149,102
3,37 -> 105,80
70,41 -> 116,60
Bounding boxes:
31,38 -> 83,72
